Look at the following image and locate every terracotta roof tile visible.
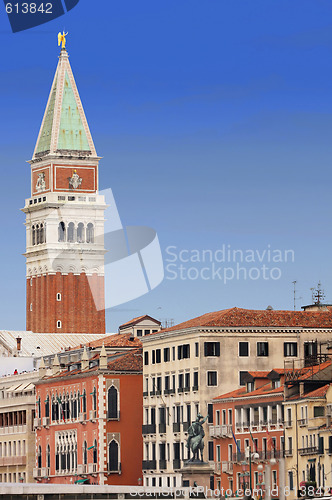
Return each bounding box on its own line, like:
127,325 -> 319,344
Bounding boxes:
148,307 -> 332,335
69,333 -> 142,351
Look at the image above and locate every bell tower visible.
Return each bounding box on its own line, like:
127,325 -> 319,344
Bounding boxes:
22,45 -> 106,334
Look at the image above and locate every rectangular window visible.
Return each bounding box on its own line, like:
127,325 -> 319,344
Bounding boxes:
288,471 -> 294,491
314,406 -> 325,417
239,342 -> 249,357
164,348 -> 170,362
195,342 -> 199,357
144,352 -> 148,365
216,445 -> 221,462
178,374 -> 184,390
204,342 -> 220,357
208,441 -> 214,461
144,329 -> 150,335
207,371 -> 217,386
137,329 -> 142,337
239,371 -> 247,386
208,404 -> 213,423
185,373 -> 190,390
172,347 -> 175,360
178,344 -> 190,360
284,342 -> 298,357
156,349 -> 161,364
152,351 -> 155,364
164,376 -> 169,391
257,342 -> 269,356
193,372 -> 198,390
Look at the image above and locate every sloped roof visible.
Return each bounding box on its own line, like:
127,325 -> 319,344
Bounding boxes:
33,48 -> 96,159
69,333 -> 142,351
214,382 -> 284,401
147,307 -> 332,335
0,331 -> 110,357
119,315 -> 161,329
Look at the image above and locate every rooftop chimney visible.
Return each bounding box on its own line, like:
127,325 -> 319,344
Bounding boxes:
16,336 -> 22,352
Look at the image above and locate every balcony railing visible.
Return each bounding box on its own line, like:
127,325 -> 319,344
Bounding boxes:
42,417 -> 50,427
33,417 -> 41,428
183,386 -> 190,393
192,385 -> 198,392
173,422 -> 180,433
182,422 -> 190,432
89,410 -> 97,421
0,425 -> 27,435
142,424 -> 156,434
298,418 -> 308,426
299,447 -> 319,456
222,461 -> 233,474
88,463 -> 97,473
78,413 -> 87,423
142,460 -> 156,470
159,423 -> 166,434
209,424 -> 232,438
232,452 -> 246,463
284,420 -> 292,428
77,464 -> 87,475
173,459 -> 181,470
159,459 -> 167,470
143,391 -> 148,397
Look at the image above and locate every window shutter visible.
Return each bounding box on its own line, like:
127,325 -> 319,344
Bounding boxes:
216,343 -> 220,356
284,343 -> 287,357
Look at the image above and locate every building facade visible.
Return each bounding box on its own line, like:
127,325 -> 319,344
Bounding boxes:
34,348 -> 143,485
22,46 -> 106,334
141,307 -> 332,486
283,360 -> 332,499
211,370 -> 286,499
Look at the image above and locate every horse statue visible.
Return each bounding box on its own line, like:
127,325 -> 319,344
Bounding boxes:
186,413 -> 208,462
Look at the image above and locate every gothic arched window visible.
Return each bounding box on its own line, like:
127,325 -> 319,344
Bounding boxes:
93,439 -> 97,464
37,446 -> 42,468
45,395 -> 49,418
82,389 -> 87,414
83,441 -> 87,465
67,222 -> 74,243
36,224 -> 40,245
32,226 -> 36,246
46,444 -> 50,468
58,222 -> 66,242
107,386 -> 118,419
108,440 -> 118,471
92,386 -> 97,411
77,223 -> 84,243
86,223 -> 94,243
40,223 -> 44,244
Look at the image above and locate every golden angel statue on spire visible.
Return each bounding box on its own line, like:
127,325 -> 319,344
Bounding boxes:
58,31 -> 68,49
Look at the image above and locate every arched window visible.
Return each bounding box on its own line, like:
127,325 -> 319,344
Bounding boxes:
65,393 -> 70,420
37,446 -> 42,468
93,439 -> 97,464
86,223 -> 94,243
77,223 -> 84,243
92,386 -> 97,411
72,393 -> 77,419
37,396 -> 41,418
67,222 -> 75,243
55,446 -> 59,472
83,441 -> 87,465
82,389 -> 87,414
77,391 -> 81,416
107,386 -> 118,419
39,224 -> 44,244
51,395 -> 56,421
58,222 -> 66,242
36,224 -> 40,245
46,445 -> 50,468
32,226 -> 36,246
108,440 -> 118,471
45,395 -> 49,418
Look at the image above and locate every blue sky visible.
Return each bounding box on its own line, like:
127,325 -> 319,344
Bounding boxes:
1,1 -> 332,332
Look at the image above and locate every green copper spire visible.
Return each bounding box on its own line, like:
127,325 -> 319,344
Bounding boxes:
33,48 -> 96,159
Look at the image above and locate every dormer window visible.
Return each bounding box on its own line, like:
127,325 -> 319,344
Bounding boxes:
272,379 -> 281,389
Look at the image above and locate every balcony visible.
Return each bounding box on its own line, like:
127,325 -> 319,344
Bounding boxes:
173,422 -> 180,433
33,417 -> 41,428
284,420 -> 292,428
173,459 -> 181,470
168,388 -> 175,395
33,468 -> 42,478
159,423 -> 166,434
159,459 -> 167,470
299,418 -> 308,426
163,389 -> 170,395
77,464 -> 87,475
0,456 -> 27,466
183,386 -> 190,393
142,424 -> 156,434
143,391 -> 148,397
41,467 -> 50,477
79,413 -> 87,424
214,462 -> 221,473
88,463 -> 97,473
42,417 -> 50,427
150,390 -> 156,396
192,385 -> 198,392
142,460 -> 156,470
178,387 -> 184,393
0,425 -> 27,435
222,461 -> 233,474
299,447 -> 319,456
284,449 -> 293,457
182,422 -> 190,432
232,452 -> 246,463
209,424 -> 232,438
89,410 -> 97,421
